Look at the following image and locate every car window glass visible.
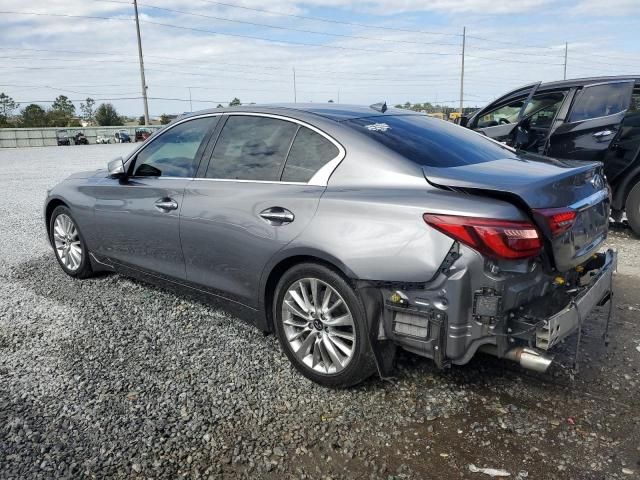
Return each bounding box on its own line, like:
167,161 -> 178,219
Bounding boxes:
133,117 -> 217,177
206,116 -> 298,181
526,92 -> 565,129
568,82 -> 633,122
477,98 -> 524,128
348,114 -> 518,168
281,127 -> 339,182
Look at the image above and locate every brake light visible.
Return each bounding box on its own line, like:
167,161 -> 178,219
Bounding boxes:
533,208 -> 576,237
423,214 -> 542,260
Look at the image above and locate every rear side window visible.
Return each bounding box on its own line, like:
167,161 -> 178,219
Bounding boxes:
206,116 -> 297,181
281,127 -> 339,182
133,116 -> 218,177
346,115 -> 518,167
568,82 -> 633,122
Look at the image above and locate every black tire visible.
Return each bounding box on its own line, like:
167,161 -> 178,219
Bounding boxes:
49,205 -> 94,279
626,182 -> 640,237
273,262 -> 376,388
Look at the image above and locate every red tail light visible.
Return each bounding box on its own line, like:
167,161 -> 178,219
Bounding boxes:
533,208 -> 576,237
423,214 -> 542,260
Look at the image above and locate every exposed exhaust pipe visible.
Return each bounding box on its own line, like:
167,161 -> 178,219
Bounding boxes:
480,345 -> 554,373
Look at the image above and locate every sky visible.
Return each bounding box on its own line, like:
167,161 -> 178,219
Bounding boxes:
1,0 -> 639,117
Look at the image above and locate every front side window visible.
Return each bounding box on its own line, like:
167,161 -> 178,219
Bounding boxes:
133,116 -> 218,177
206,116 -> 298,181
477,92 -> 566,129
281,127 -> 340,182
568,82 -> 634,122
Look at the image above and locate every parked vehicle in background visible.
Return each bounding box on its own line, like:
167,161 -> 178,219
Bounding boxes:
96,131 -> 111,144
114,129 -> 131,143
73,131 -> 89,145
135,127 -> 152,142
56,129 -> 71,146
44,104 -> 615,387
460,76 -> 640,235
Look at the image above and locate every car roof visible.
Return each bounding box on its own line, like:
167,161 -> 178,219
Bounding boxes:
179,103 -> 421,123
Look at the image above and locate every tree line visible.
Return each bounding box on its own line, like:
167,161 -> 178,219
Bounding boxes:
0,93 -> 123,128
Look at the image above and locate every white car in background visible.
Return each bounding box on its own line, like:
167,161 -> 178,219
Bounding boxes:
96,131 -> 111,144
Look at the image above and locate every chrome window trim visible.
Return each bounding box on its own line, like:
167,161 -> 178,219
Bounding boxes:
205,112 -> 346,187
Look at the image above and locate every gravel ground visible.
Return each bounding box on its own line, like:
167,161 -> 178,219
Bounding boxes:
1,145 -> 639,479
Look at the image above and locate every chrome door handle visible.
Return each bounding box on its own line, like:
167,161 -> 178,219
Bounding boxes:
155,198 -> 178,211
592,129 -> 614,138
259,207 -> 294,225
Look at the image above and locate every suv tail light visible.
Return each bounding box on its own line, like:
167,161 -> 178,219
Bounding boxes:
423,214 -> 542,260
533,208 -> 576,237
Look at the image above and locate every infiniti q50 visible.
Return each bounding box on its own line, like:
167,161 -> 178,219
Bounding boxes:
45,104 -> 616,387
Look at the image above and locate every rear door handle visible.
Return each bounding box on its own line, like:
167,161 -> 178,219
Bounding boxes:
259,207 -> 294,225
155,198 -> 178,211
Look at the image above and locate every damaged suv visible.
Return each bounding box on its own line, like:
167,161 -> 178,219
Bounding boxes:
44,104 -> 615,387
460,76 -> 640,235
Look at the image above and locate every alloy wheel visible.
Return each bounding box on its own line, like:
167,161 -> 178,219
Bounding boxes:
281,278 -> 356,374
53,214 -> 83,271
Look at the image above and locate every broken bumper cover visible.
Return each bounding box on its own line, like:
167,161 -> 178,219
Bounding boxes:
536,249 -> 616,350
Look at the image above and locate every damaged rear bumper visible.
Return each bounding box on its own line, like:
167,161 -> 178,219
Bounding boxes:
369,247 -> 616,374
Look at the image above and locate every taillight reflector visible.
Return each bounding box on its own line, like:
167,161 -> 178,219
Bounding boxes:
533,208 -> 577,237
423,214 -> 542,260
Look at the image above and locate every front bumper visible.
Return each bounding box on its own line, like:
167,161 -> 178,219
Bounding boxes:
535,249 -> 616,350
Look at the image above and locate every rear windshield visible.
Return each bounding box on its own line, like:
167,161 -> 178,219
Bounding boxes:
346,115 -> 518,167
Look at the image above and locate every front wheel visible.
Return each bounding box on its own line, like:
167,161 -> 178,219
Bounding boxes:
626,182 -> 640,236
49,206 -> 94,278
273,263 -> 376,388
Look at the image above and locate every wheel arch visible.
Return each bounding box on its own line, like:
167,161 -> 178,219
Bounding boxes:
260,249 -> 358,332
44,197 -> 69,243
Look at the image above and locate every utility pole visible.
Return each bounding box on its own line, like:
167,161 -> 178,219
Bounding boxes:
563,42 -> 568,80
459,26 -> 466,117
293,67 -> 297,103
188,87 -> 193,112
337,89 -> 340,104
133,0 -> 150,125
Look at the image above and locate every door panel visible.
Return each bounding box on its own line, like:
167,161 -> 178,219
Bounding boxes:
93,177 -> 189,279
180,181 -> 324,307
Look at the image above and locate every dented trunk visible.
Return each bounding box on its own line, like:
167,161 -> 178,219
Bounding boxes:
423,154 -> 610,271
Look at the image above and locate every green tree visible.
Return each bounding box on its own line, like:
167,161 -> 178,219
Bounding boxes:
159,114 -> 171,125
216,104 -> 223,108
80,97 -> 95,123
0,93 -> 18,125
138,115 -> 145,125
229,97 -> 241,107
20,104 -> 48,127
95,103 -> 122,126
328,99 -> 334,103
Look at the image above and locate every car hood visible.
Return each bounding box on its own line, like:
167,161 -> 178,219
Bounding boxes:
65,169 -> 106,180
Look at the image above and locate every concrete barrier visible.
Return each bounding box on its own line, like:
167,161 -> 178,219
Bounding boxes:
0,126 -> 162,148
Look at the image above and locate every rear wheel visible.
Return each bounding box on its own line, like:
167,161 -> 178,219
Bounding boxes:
626,182 -> 640,236
273,263 -> 376,388
49,206 -> 94,278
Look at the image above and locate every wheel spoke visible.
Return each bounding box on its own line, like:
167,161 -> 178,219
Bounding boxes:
287,327 -> 310,342
328,335 -> 352,357
322,335 -> 344,368
326,298 -> 343,314
321,287 -> 331,311
299,281 -> 312,311
311,338 -> 321,368
289,290 -> 309,314
295,331 -> 317,360
284,300 -> 308,320
330,330 -> 354,342
309,279 -> 319,308
318,340 -> 331,372
324,313 -> 352,327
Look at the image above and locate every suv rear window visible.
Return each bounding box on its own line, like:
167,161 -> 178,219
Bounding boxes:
568,82 -> 633,122
346,115 -> 517,167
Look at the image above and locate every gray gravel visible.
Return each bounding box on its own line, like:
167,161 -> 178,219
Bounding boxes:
1,146 -> 639,479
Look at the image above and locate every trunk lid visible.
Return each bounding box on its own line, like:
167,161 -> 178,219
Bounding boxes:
423,154 -> 610,271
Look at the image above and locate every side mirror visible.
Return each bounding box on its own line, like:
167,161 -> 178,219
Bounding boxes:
456,115 -> 469,127
108,157 -> 126,179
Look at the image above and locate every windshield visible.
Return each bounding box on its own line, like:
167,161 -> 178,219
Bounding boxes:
345,115 -> 518,167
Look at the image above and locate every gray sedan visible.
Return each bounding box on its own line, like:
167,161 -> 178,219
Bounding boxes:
45,104 -> 616,387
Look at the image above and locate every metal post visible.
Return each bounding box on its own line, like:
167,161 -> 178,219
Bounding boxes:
459,26 -> 466,117
188,87 -> 193,112
563,42 -> 568,80
293,67 -> 297,103
133,0 -> 150,125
